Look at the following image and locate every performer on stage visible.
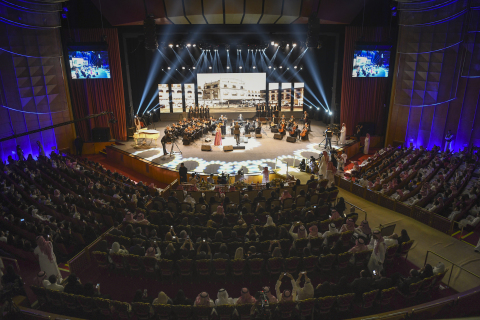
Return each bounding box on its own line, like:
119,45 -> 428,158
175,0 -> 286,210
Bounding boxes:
339,123 -> 347,145
161,134 -> 169,156
354,124 -> 362,141
364,133 -> 370,155
206,106 -> 210,118
444,130 -> 454,152
221,116 -> 227,135
188,106 -> 193,119
244,120 -> 251,134
134,116 -> 142,131
234,122 -> 241,146
262,167 -> 269,183
214,124 -> 223,146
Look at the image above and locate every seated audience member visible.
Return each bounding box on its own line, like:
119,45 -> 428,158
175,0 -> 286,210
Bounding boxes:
384,233 -> 399,247
397,269 -> 421,294
236,288 -> 256,304
194,292 -> 215,307
458,213 -> 480,229
263,286 -> 277,303
63,274 -> 83,295
433,262 -> 446,275
322,223 -> 339,246
339,218 -> 355,233
295,272 -> 314,301
213,244 -> 229,260
196,241 -> 212,260
129,240 -> 146,256
330,277 -> 351,296
153,291 -> 173,305
173,289 -> 193,305
109,222 -> 124,236
215,289 -> 234,306
350,270 -> 373,299
330,240 -> 346,255
43,275 -> 64,292
355,220 -> 372,239
33,271 -> 47,287
82,282 -> 105,298
289,222 -> 307,240
314,281 -> 333,298
275,273 -> 296,302
372,270 -> 393,290
2,265 -> 22,287
419,264 -> 434,279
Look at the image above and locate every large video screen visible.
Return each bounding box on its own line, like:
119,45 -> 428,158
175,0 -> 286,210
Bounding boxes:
294,83 -> 304,109
67,43 -> 111,79
197,73 -> 266,112
171,84 -> 183,113
158,84 -> 170,113
185,83 -> 195,107
353,43 -> 391,78
268,83 -> 279,110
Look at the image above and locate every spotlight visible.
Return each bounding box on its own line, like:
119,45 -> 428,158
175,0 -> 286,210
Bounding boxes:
182,66 -> 185,69
279,66 -> 283,69
274,68 -> 276,70
176,44 -> 179,48
268,66 -> 272,69
275,43 -> 278,46
187,44 -> 191,47
294,66 -> 297,69
193,67 -> 196,69
329,111 -> 332,115
293,43 -> 297,47
239,66 -> 243,69
227,66 -> 230,69
271,41 -> 274,45
253,66 -> 256,69
168,67 -> 171,70
287,68 -> 289,70
193,44 -> 196,47
209,66 -> 212,69
169,44 -> 173,48
286,43 -> 289,47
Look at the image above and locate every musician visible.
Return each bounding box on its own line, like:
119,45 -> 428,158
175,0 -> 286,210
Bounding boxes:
188,106 -> 193,119
270,116 -> 277,129
244,120 -> 251,134
445,130 -> 454,152
234,122 -> 241,146
221,115 -> 227,135
281,114 -> 286,122
279,120 -> 286,136
206,106 -> 210,118
300,123 -> 309,140
195,105 -> 199,118
354,124 -> 363,141
325,125 -> 333,149
303,111 -> 309,126
161,134 -> 169,156
200,106 -> 205,119
134,116 -> 142,132
289,115 -> 295,123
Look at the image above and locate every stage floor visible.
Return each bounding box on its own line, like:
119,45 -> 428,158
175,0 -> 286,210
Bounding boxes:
113,120 -> 354,175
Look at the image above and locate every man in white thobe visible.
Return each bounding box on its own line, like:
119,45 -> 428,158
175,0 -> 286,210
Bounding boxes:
367,229 -> 386,277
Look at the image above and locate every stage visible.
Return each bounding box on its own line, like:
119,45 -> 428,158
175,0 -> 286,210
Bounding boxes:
111,119 -> 356,176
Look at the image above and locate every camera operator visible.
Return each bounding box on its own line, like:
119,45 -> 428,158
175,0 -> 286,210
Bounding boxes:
161,134 -> 169,156
324,126 -> 333,149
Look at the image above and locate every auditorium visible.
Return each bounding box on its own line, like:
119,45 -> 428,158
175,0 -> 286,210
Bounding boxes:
0,0 -> 479,319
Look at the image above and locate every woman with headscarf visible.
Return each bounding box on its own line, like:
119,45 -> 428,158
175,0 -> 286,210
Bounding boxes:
33,271 -> 47,287
234,247 -> 244,260
173,289 -> 193,305
275,273 -> 296,302
355,220 -> 372,239
367,229 -> 386,275
236,288 -> 256,304
322,223 -> 338,246
264,216 -> 276,227
364,133 -> 370,154
153,291 -> 172,305
339,218 -> 355,233
215,289 -> 234,306
34,236 -> 61,282
194,292 -> 215,307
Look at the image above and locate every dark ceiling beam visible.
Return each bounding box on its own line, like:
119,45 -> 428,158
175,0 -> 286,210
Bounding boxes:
163,0 -> 174,24
182,0 -> 191,23
257,0 -> 265,24
273,0 -> 285,24
240,0 -> 246,24
290,0 -> 303,24
201,0 -> 209,23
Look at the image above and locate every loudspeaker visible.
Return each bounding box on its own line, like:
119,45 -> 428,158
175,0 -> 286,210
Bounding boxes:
256,134 -> 262,138
127,127 -> 135,137
144,15 -> 158,51
92,127 -> 111,142
274,134 -> 284,140
245,134 -> 251,138
223,145 -> 233,152
286,136 -> 296,143
201,145 -> 212,151
233,146 -> 245,150
271,128 -> 279,133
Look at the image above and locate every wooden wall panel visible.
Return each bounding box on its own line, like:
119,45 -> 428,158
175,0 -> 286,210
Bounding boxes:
259,0 -> 282,24
225,0 -> 244,24
165,0 -> 189,24
203,0 -> 224,24
185,0 -> 206,24
276,0 -> 301,24
243,0 -> 263,24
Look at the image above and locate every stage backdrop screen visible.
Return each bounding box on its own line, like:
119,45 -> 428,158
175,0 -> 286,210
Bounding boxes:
171,84 -> 182,113
294,83 -> 304,109
67,43 -> 111,79
197,73 -> 266,112
281,83 -> 292,110
268,83 -> 279,109
353,43 -> 391,78
185,83 -> 195,107
158,84 -> 170,113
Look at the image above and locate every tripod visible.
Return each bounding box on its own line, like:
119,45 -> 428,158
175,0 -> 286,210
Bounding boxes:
169,140 -> 182,157
319,137 -> 332,151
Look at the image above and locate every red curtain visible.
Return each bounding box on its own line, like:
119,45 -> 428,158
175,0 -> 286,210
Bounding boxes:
67,28 -> 127,141
340,26 -> 390,136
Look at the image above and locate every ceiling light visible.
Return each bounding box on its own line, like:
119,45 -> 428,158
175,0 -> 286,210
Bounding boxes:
253,66 -> 256,69
239,66 -> 242,69
286,43 -> 289,47
275,43 -> 278,46
271,41 -> 274,45
193,44 -> 196,47
287,68 -> 289,70
279,66 -> 283,69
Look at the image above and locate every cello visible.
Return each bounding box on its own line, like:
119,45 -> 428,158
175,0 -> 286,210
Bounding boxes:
300,125 -> 308,138
290,123 -> 297,136
279,122 -> 285,133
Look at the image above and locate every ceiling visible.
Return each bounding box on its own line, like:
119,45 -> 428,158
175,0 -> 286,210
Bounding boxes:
89,0 -> 372,26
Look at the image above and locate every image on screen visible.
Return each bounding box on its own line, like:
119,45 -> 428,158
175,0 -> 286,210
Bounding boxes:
268,83 -> 279,110
68,51 -> 111,79
353,49 -> 390,78
281,83 -> 292,110
294,83 -> 304,109
185,83 -> 195,108
158,84 -> 170,113
197,73 -> 266,112
171,84 -> 183,113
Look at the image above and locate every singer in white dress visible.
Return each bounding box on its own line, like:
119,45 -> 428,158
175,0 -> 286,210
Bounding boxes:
339,123 -> 347,145
364,133 -> 370,155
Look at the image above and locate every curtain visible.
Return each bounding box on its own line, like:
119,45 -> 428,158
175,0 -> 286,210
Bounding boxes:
67,28 -> 127,141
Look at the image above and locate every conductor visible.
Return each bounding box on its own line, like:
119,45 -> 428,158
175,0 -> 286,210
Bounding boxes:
233,122 -> 241,145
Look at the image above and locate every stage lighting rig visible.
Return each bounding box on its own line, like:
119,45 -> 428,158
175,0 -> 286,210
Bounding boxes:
236,44 -> 243,51
225,44 -> 230,51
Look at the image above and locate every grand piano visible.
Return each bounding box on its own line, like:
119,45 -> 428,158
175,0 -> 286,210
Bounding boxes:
133,129 -> 160,145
